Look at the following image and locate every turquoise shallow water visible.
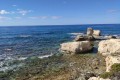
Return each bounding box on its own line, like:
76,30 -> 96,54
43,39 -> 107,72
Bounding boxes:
0,24 -> 120,58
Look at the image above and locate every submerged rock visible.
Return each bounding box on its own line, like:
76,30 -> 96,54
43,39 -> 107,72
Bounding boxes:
98,39 -> 120,56
60,41 -> 93,54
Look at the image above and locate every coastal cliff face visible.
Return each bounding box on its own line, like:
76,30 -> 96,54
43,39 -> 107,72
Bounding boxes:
98,39 -> 120,72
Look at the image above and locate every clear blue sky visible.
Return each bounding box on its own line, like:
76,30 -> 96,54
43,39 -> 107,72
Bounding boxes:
0,0 -> 120,26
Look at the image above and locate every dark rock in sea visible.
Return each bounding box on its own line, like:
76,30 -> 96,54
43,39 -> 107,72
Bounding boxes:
75,35 -> 95,41
75,35 -> 86,41
105,35 -> 117,39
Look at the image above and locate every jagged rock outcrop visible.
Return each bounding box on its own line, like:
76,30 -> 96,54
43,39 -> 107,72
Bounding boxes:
105,55 -> 120,72
60,41 -> 93,54
88,77 -> 111,80
98,39 -> 120,56
87,28 -> 93,36
93,30 -> 101,36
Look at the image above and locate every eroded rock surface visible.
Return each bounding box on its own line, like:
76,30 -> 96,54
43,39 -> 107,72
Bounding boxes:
60,41 -> 93,54
98,39 -> 120,56
105,55 -> 120,72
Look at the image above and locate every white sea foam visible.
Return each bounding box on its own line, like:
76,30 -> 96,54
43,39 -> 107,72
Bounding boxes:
38,54 -> 53,59
19,35 -> 31,38
17,57 -> 27,60
68,33 -> 84,35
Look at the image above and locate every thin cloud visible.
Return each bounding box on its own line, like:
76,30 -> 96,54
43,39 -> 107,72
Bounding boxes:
51,16 -> 62,19
0,16 -> 12,20
107,9 -> 120,14
29,16 -> 61,19
15,17 -> 22,19
29,16 -> 48,19
41,16 -> 48,19
17,9 -> 32,15
0,10 -> 10,15
12,5 -> 17,7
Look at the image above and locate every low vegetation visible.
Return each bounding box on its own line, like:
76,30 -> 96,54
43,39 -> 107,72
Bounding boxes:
100,63 -> 120,79
0,53 -> 105,80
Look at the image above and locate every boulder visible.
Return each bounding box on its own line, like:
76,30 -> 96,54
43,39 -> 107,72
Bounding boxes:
88,77 -> 111,80
105,55 -> 120,72
74,35 -> 86,41
60,41 -> 93,54
87,28 -> 93,36
98,39 -> 120,56
74,35 -> 95,41
93,30 -> 101,36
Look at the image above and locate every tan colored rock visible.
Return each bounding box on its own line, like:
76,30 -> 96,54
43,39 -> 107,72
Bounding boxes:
98,39 -> 120,56
60,41 -> 93,54
87,28 -> 93,36
93,30 -> 101,36
105,55 -> 120,72
88,77 -> 111,80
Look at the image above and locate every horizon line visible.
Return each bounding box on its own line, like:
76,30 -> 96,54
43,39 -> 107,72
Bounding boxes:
0,23 -> 120,27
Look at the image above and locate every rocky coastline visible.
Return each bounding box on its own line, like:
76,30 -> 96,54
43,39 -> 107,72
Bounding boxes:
0,27 -> 120,80
60,27 -> 120,80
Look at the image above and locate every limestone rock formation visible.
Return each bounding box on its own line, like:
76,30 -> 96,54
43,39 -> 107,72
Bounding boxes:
93,30 -> 101,36
98,39 -> 120,56
87,28 -> 93,36
105,55 -> 120,72
60,41 -> 93,54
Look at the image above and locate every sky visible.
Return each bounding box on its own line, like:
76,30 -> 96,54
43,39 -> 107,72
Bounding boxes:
0,0 -> 120,26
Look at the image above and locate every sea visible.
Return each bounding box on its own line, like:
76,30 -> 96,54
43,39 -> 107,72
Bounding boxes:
0,24 -> 120,71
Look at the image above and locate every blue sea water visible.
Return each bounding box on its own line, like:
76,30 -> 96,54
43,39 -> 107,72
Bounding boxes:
0,24 -> 120,59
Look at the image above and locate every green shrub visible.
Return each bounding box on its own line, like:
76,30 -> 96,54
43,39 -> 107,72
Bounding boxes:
111,63 -> 120,73
0,71 -> 8,78
100,72 -> 113,79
